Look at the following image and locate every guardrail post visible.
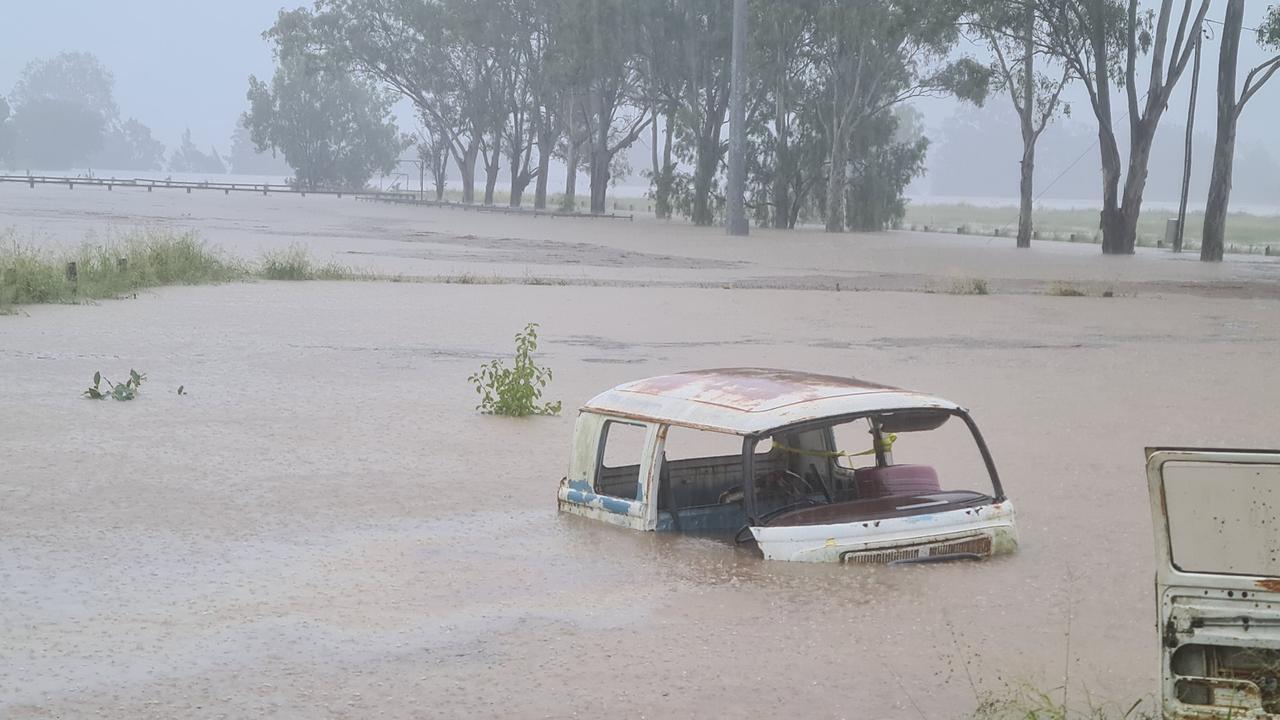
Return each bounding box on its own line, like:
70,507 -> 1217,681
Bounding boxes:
66,262 -> 77,283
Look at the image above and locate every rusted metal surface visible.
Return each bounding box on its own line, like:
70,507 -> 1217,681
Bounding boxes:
582,368 -> 961,435
1147,448 -> 1280,719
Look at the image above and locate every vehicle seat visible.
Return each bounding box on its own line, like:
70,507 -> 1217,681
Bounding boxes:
854,464 -> 940,498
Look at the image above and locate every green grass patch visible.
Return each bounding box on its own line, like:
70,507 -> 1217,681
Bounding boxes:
0,229 -> 244,311
0,231 -> 366,313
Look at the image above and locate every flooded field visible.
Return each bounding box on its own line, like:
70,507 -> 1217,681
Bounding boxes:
3,185 -> 1280,718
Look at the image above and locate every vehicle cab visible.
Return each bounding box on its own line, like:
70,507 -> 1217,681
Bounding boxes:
558,368 -> 1018,563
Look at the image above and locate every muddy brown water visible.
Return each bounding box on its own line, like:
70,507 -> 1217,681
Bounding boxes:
3,187 -> 1280,718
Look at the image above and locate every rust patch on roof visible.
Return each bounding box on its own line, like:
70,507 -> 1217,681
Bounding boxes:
615,368 -> 901,413
1255,578 -> 1280,592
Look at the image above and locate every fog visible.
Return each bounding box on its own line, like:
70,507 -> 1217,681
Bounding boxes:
2,0 -> 1278,206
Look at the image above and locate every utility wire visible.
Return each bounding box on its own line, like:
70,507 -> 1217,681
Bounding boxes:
1034,89 -> 1149,202
1205,17 -> 1260,33
1035,17 -> 1266,201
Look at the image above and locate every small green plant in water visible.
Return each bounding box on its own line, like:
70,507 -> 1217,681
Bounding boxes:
469,323 -> 561,416
84,369 -> 146,401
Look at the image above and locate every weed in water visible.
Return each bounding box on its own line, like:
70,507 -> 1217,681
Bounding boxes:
949,278 -> 990,295
469,322 -> 561,416
1048,282 -> 1088,297
84,369 -> 146,401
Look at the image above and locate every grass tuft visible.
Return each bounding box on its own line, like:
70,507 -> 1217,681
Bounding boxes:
949,277 -> 990,295
0,232 -> 367,313
258,244 -> 357,281
969,684 -> 1156,719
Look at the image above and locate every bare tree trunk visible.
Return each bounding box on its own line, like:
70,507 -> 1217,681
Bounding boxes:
772,45 -> 790,230
655,112 -> 674,219
482,140 -> 500,206
589,88 -> 609,215
1098,127 -> 1126,253
824,124 -> 847,233
1176,33 -> 1203,253
1017,142 -> 1035,248
1117,122 -> 1158,253
533,132 -> 553,209
1203,0 -> 1244,262
562,94 -> 578,212
459,144 -> 477,204
725,0 -> 749,236
692,131 -> 717,226
1016,5 -> 1035,249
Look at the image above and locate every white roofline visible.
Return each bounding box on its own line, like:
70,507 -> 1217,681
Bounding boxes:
580,369 -> 962,435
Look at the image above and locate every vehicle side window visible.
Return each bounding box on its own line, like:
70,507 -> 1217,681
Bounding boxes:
595,421 -> 647,500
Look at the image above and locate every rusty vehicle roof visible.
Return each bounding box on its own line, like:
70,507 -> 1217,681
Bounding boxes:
581,368 -> 961,435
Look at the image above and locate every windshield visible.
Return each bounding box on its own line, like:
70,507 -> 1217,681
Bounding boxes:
746,409 -> 1001,524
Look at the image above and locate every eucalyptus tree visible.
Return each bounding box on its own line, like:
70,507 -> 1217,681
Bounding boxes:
674,0 -> 734,226
966,0 -> 1075,247
558,0 -> 654,214
244,52 -> 405,191
812,0 -> 988,232
1201,2 -> 1280,261
267,2 -> 490,203
1039,0 -> 1211,254
749,0 -> 820,228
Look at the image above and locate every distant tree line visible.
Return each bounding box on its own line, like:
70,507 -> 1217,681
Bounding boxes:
0,52 -> 165,172
259,0 -> 1278,249
0,51 -> 288,178
262,0 -> 989,230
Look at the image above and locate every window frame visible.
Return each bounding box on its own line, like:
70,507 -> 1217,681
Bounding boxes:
594,418 -> 650,501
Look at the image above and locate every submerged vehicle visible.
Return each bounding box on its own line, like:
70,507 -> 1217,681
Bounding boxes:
1147,448 -> 1280,718
558,368 -> 1018,563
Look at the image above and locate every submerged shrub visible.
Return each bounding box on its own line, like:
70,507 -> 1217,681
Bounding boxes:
469,322 -> 561,416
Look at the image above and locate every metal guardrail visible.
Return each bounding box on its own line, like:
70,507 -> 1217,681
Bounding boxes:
0,173 -> 635,220
0,173 -> 389,198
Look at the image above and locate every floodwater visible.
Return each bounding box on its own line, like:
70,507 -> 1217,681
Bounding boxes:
3,186 -> 1280,718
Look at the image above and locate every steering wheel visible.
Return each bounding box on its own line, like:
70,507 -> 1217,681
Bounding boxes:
774,470 -> 813,501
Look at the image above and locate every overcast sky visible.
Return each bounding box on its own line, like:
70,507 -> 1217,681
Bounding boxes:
3,1 -> 1277,202
0,0 -> 301,152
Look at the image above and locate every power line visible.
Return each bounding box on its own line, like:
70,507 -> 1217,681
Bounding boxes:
1034,89 -> 1150,202
1205,17 -> 1260,33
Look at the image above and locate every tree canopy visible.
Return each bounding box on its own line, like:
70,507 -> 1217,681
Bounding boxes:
243,49 -> 406,191
2,51 -> 167,171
